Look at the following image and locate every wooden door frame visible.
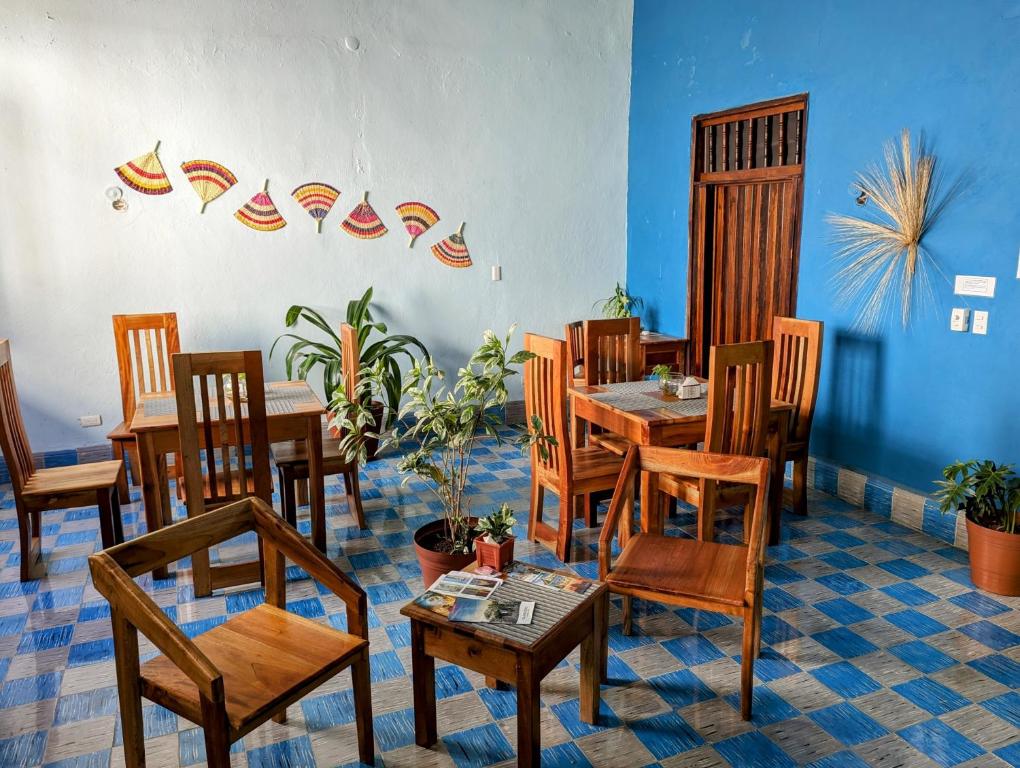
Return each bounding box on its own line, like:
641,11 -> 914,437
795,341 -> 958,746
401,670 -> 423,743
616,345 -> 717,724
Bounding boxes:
685,93 -> 809,374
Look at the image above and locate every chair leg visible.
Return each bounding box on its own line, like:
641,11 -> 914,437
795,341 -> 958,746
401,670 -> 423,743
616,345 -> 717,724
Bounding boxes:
352,649 -> 375,766
555,493 -> 574,563
665,495 -> 678,518
584,493 -> 598,527
527,476 -> 544,541
346,466 -> 367,529
112,439 -> 130,501
111,486 -> 125,545
97,490 -> 116,550
272,707 -> 287,724
740,609 -> 756,721
622,594 -> 633,636
17,502 -> 44,582
697,481 -> 717,542
200,697 -> 233,768
279,467 -> 296,528
792,457 -> 808,516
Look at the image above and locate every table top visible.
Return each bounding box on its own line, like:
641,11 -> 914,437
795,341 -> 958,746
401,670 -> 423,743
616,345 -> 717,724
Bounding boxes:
400,564 -> 605,653
638,331 -> 685,344
129,380 -> 324,433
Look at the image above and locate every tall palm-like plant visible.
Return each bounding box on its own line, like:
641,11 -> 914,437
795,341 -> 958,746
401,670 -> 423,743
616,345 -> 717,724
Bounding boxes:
270,287 -> 427,428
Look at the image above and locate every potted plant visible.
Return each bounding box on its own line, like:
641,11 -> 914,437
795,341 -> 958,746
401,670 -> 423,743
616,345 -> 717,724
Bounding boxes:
330,326 -> 554,586
271,287 -> 428,457
475,504 -> 517,571
935,459 -> 1020,596
651,363 -> 672,392
594,282 -> 643,319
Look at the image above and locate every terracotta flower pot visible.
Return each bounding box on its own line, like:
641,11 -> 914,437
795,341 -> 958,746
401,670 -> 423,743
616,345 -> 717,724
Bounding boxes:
966,515 -> 1020,596
475,536 -> 515,571
327,400 -> 385,460
414,518 -> 478,589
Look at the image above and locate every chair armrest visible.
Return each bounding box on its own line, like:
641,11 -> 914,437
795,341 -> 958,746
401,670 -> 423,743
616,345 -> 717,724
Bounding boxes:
250,498 -> 370,639
88,552 -> 223,703
598,446 -> 640,580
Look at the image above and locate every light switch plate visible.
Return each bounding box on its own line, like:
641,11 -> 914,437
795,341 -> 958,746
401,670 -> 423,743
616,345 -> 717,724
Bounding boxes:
79,414 -> 102,428
950,307 -> 970,332
973,310 -> 989,335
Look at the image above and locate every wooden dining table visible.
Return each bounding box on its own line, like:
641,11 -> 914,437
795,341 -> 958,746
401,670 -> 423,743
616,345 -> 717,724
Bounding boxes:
129,380 -> 328,580
569,379 -> 792,545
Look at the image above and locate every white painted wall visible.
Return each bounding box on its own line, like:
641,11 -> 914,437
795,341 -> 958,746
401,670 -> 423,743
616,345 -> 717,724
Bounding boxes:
0,0 -> 633,452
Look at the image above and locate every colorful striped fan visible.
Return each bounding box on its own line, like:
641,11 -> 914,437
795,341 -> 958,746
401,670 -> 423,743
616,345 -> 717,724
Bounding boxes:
180,159 -> 237,213
431,223 -> 472,268
292,182 -> 340,233
114,141 -> 172,195
395,201 -> 439,247
234,180 -> 287,232
341,192 -> 388,239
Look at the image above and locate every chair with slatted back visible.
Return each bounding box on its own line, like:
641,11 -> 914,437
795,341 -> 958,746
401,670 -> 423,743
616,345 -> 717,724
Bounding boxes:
658,341 -> 773,541
173,350 -> 274,597
580,317 -> 641,458
564,321 -> 585,387
0,339 -> 125,581
271,323 -> 366,529
109,313 -> 180,502
599,445 -> 770,720
89,496 -> 374,768
524,333 -> 623,562
772,317 -> 823,517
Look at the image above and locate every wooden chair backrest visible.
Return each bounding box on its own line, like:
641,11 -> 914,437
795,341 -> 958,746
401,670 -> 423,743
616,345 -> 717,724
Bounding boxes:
113,313 -> 180,423
564,321 -> 584,379
340,323 -> 360,399
582,317 -> 640,385
705,340 -> 773,457
523,334 -> 571,482
601,446 -> 771,590
772,316 -> 823,445
172,351 -> 272,511
0,340 -> 34,493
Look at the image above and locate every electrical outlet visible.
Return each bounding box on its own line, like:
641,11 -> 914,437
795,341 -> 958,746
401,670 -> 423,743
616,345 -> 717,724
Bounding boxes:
973,310 -> 989,335
79,414 -> 102,428
950,308 -> 970,332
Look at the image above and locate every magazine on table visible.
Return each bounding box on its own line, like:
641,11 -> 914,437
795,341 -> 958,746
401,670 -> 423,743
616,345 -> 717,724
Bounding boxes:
412,591 -> 456,617
449,597 -> 535,625
428,571 -> 502,600
504,561 -> 593,595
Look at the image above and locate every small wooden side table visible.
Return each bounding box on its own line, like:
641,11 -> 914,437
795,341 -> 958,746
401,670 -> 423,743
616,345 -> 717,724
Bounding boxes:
400,569 -> 608,767
639,331 -> 687,376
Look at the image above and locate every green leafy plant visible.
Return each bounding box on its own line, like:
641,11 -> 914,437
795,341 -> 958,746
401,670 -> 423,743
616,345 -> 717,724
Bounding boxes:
475,504 -> 517,544
330,326 -> 556,554
935,460 -> 1019,535
594,282 -> 643,319
270,287 -> 428,429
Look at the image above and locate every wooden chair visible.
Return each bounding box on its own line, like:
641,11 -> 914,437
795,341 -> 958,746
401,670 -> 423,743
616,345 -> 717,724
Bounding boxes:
524,333 -> 623,562
0,339 -> 125,581
581,317 -> 641,457
600,445 -> 770,720
564,321 -> 585,387
88,497 -> 374,768
272,323 -> 366,529
772,317 -> 823,517
108,313 -> 180,502
658,340 -> 773,541
174,350 -> 274,596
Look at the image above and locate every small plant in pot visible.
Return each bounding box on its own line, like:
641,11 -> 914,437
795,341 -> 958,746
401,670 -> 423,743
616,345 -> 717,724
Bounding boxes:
935,459 -> 1020,596
270,287 -> 428,458
474,504 -> 517,571
331,325 -> 555,587
594,282 -> 643,319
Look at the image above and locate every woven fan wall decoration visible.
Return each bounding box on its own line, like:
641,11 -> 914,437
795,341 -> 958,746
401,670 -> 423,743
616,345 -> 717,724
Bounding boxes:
341,192 -> 387,239
292,182 -> 340,233
235,180 -> 287,232
827,129 -> 954,333
114,141 -> 172,195
395,201 -> 439,247
180,159 -> 237,213
431,223 -> 471,268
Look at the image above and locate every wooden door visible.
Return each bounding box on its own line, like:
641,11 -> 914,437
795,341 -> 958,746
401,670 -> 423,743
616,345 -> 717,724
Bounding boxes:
687,94 -> 808,375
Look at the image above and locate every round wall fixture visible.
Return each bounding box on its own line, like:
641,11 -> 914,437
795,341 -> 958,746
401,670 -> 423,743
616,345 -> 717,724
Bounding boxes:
344,36 -> 360,51
105,186 -> 123,201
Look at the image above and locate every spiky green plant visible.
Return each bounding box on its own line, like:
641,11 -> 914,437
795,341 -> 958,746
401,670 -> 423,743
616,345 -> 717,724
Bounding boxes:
935,460 -> 1019,535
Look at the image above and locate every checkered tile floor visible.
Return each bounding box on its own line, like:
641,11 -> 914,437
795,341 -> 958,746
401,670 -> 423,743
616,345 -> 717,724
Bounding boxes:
1,434 -> 1018,767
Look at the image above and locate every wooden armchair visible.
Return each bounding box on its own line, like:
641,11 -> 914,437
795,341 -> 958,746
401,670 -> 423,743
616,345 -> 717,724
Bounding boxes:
772,316 -> 823,517
599,446 -> 769,720
0,339 -> 125,581
272,323 -> 366,529
564,321 -> 585,387
580,317 -> 641,458
89,497 -> 374,767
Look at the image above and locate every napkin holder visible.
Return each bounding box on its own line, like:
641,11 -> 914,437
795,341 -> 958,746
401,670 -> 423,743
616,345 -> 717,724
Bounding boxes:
679,376 -> 701,400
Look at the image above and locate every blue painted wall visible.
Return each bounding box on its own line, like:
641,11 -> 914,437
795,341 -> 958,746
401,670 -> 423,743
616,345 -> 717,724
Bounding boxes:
627,0 -> 1020,492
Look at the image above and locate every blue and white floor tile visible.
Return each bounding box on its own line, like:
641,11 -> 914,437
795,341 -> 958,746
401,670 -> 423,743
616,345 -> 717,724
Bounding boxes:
0,434 -> 1018,767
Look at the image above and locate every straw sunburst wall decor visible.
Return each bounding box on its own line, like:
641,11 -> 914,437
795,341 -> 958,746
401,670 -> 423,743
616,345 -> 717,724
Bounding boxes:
292,182 -> 340,233
431,223 -> 471,268
827,129 -> 955,333
180,159 -> 237,213
235,180 -> 287,232
341,192 -> 387,239
114,141 -> 172,195
395,201 -> 439,247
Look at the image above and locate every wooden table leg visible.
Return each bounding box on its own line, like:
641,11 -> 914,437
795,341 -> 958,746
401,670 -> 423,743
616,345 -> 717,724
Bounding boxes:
410,621 -> 437,748
580,598 -> 605,721
136,432 -> 168,580
639,470 -> 661,536
516,656 -> 541,767
307,416 -> 326,552
767,412 -> 790,547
